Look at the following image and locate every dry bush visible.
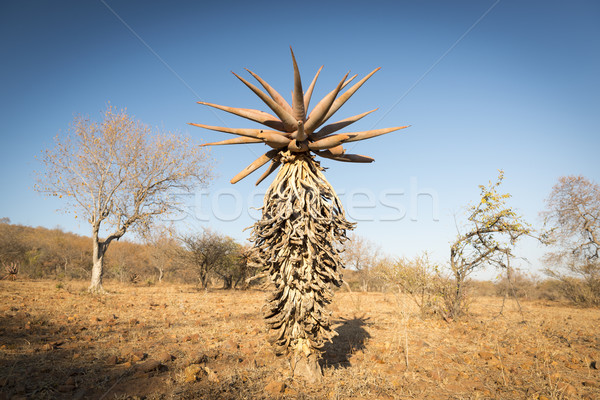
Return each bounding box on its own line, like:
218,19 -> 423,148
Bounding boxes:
340,233 -> 382,292
341,267 -> 386,293
179,229 -> 244,289
495,269 -> 537,299
548,274 -> 600,306
491,272 -> 568,302
377,253 -> 449,318
534,278 -> 565,301
545,261 -> 600,307
470,280 -> 496,297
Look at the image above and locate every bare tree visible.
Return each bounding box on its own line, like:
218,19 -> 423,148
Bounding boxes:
179,229 -> 239,289
143,225 -> 180,283
216,243 -> 259,289
448,171 -> 533,318
542,176 -> 600,305
35,106 -> 211,293
341,233 -> 381,291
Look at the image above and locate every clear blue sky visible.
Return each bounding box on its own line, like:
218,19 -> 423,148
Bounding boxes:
1,1 -> 599,278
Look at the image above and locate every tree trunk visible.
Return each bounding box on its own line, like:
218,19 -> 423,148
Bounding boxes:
89,232 -> 106,294
361,277 -> 369,292
199,272 -> 209,289
293,353 -> 322,383
222,275 -> 233,289
451,270 -> 464,318
233,276 -> 243,289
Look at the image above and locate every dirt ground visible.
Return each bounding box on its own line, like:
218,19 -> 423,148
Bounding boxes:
0,280 -> 598,399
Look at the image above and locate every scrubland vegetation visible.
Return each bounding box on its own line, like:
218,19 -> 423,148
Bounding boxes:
2,172 -> 599,398
1,108 -> 597,398
0,220 -> 593,308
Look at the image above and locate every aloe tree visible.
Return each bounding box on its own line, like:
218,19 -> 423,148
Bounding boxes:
191,48 -> 407,380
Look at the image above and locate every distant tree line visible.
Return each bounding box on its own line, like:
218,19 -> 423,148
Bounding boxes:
2,171 -> 598,310
0,220 -> 258,288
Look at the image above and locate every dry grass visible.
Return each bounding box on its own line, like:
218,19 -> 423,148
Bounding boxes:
0,280 -> 598,399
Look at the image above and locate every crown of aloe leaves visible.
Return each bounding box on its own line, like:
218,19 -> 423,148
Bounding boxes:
189,48 -> 408,185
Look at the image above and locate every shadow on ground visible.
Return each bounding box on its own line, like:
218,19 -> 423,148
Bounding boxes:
320,315 -> 370,369
0,313 -> 125,399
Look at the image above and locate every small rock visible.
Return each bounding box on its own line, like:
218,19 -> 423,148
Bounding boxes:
15,311 -> 29,319
204,366 -> 219,383
70,368 -> 86,378
106,355 -> 119,365
129,318 -> 139,325
478,351 -> 494,360
241,345 -> 255,357
521,361 -> 533,371
557,382 -> 577,396
194,350 -> 220,363
193,353 -> 210,364
13,383 -> 27,394
225,339 -> 239,350
131,351 -> 146,362
137,359 -> 162,373
183,364 -> 204,383
567,362 -> 580,370
429,370 -> 444,382
264,380 -> 286,395
445,383 -> 463,392
57,384 -> 75,392
582,380 -> 598,388
183,333 -> 200,342
156,351 -> 175,363
590,360 -> 598,370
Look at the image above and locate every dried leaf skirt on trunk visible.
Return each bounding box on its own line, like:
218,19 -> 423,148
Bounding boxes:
249,151 -> 354,356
